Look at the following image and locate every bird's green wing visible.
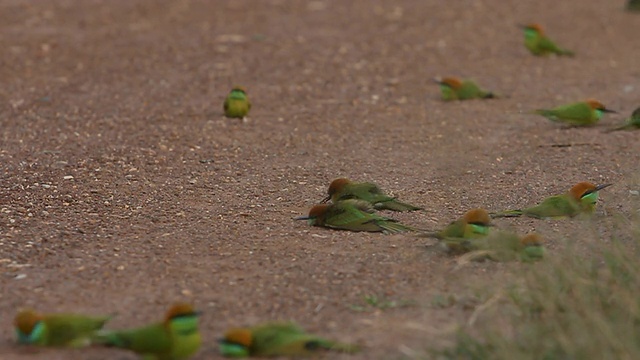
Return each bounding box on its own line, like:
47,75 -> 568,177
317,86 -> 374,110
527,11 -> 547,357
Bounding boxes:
95,323 -> 172,354
523,195 -> 581,218
252,327 -> 358,356
539,37 -> 573,55
546,102 -> 591,122
438,220 -> 467,238
46,315 -> 110,347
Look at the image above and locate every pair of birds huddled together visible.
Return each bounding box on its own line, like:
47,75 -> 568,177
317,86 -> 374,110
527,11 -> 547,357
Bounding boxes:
13,303 -> 359,359
436,24 -> 640,131
297,178 -> 613,261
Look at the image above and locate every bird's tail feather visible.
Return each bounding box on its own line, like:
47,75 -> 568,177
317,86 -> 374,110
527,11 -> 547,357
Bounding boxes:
380,221 -> 416,234
376,200 -> 423,212
490,210 -> 523,218
90,330 -> 126,347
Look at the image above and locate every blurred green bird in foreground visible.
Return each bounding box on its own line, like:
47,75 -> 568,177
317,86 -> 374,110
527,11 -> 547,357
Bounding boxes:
224,86 -> 251,118
219,322 -> 360,358
521,23 -> 574,56
532,99 -> 616,126
14,309 -> 111,347
628,0 -> 640,12
297,199 -> 416,234
323,177 -> 422,211
436,77 -> 496,101
492,182 -> 612,219
421,208 -> 493,254
93,302 -> 201,360
455,232 -> 545,262
607,106 -> 640,132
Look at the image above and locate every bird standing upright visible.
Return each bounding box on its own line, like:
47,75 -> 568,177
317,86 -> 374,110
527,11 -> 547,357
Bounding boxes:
296,199 -> 416,234
224,86 -> 251,118
323,178 -> 422,211
436,77 -> 495,101
93,302 -> 201,360
13,309 -> 111,347
219,322 -> 360,357
521,23 -> 574,56
607,106 -> 640,131
532,99 -> 616,126
492,182 -> 612,219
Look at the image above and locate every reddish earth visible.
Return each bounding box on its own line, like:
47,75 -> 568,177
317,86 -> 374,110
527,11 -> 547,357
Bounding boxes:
1,1 -> 639,359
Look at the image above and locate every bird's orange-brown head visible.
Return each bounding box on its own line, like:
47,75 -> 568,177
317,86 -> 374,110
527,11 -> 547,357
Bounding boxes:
521,233 -> 544,247
523,23 -> 545,34
164,303 -> 199,323
462,208 -> 491,226
567,182 -> 614,200
223,328 -> 253,348
325,178 -> 352,199
439,77 -> 463,90
14,309 -> 42,335
585,99 -> 616,113
230,86 -> 246,94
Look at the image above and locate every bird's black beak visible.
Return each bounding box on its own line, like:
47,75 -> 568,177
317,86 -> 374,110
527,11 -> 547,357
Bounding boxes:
320,195 -> 331,203
595,183 -> 613,191
602,108 -> 617,114
294,216 -> 310,221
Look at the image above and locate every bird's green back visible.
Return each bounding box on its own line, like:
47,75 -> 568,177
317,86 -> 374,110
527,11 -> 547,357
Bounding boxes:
250,323 -> 358,356
537,102 -> 598,125
523,194 -> 581,218
100,323 -> 172,355
37,315 -> 109,347
335,182 -> 393,204
524,29 -> 572,56
334,183 -> 421,211
458,81 -> 492,100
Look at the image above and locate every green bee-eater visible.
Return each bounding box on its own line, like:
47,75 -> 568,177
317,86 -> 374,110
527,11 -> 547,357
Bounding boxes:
521,23 -> 574,56
219,322 -> 360,357
456,232 -> 545,262
224,86 -> 251,118
426,208 -> 492,239
436,77 -> 495,101
93,303 -> 201,360
518,233 -> 545,262
13,309 -> 111,347
322,178 -> 422,212
532,99 -> 616,126
628,0 -> 640,12
296,199 -> 416,234
607,106 -> 640,131
422,208 -> 493,253
492,182 -> 612,219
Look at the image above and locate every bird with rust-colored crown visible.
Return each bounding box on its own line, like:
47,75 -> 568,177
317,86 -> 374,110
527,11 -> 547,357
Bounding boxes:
13,308 -> 111,347
521,23 -> 574,56
297,199 -> 416,234
532,99 -> 616,126
93,302 -> 201,360
492,182 -> 612,219
436,77 -> 496,101
218,322 -> 360,358
421,208 -> 493,254
323,178 -> 422,212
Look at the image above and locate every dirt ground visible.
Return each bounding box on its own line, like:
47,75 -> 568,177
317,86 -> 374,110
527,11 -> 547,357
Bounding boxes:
1,1 -> 639,359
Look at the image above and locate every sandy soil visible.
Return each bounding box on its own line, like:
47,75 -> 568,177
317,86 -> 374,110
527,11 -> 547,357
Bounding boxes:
1,1 -> 639,359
